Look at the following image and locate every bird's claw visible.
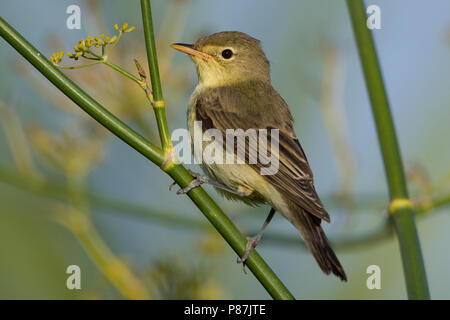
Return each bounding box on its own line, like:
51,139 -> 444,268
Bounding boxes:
237,235 -> 261,273
169,170 -> 206,194
176,176 -> 206,194
169,181 -> 177,191
170,170 -> 249,196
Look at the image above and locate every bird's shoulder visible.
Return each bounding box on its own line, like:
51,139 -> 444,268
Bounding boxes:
193,81 -> 294,131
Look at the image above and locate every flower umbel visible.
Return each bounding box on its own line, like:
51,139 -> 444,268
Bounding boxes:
49,51 -> 64,64
49,23 -> 134,67
48,23 -> 152,103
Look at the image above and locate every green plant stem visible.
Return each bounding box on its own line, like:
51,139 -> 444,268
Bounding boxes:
103,60 -> 142,84
140,0 -> 172,151
56,60 -> 102,70
346,0 -> 430,299
104,30 -> 123,56
140,0 -> 163,102
0,15 -> 294,300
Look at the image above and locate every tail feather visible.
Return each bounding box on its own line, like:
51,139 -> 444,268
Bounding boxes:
292,208 -> 347,281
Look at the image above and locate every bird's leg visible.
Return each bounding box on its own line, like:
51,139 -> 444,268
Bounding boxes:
237,208 -> 276,271
170,170 -> 250,196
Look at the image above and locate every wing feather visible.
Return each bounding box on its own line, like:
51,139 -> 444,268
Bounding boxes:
194,82 -> 330,222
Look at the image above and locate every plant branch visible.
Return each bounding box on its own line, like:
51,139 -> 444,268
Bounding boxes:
140,0 -> 172,151
346,0 -> 430,299
103,60 -> 142,84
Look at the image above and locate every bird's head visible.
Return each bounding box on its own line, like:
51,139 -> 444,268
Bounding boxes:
171,31 -> 270,87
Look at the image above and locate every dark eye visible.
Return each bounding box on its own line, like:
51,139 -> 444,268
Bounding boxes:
221,49 -> 233,59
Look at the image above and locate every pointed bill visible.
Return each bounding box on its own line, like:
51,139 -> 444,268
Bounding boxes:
170,43 -> 212,60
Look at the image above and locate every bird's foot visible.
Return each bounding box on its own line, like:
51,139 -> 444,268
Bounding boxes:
236,234 -> 262,273
236,208 -> 275,273
169,170 -> 206,194
170,170 -> 250,196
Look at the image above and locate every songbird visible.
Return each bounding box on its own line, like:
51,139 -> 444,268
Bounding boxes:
171,31 -> 346,281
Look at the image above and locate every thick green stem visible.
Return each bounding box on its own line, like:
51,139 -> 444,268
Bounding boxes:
346,0 -> 430,299
140,0 -> 172,150
140,1 -> 163,102
0,15 -> 294,300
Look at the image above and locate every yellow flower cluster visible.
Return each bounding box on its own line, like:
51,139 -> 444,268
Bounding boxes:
114,22 -> 135,33
49,22 -> 135,64
66,34 -> 118,60
49,51 -> 64,64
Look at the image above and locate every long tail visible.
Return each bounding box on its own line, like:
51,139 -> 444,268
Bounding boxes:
292,208 -> 347,281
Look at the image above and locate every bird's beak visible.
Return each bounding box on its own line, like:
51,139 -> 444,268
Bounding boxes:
170,43 -> 211,61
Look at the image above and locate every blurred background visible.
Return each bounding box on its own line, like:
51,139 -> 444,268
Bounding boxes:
0,0 -> 449,299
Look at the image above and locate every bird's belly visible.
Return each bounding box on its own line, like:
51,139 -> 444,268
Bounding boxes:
203,160 -> 294,221
189,116 -> 265,204
199,138 -> 289,213
202,161 -> 266,205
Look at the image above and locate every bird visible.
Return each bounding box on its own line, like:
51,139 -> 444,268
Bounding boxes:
171,31 -> 347,281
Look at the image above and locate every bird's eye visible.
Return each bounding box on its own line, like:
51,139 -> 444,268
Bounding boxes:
221,49 -> 233,59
